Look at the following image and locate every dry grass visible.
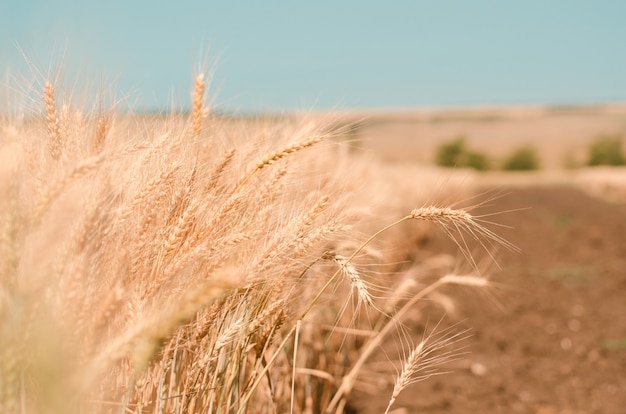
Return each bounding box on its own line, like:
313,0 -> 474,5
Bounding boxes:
0,71 -> 508,413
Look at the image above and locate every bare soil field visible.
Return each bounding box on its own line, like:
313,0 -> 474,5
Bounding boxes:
349,185 -> 626,414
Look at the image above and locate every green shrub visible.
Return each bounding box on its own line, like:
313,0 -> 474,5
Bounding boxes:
588,136 -> 625,166
435,138 -> 490,171
503,147 -> 540,171
436,137 -> 466,168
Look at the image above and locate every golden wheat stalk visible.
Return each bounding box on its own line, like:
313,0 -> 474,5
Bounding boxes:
384,327 -> 469,414
94,113 -> 109,151
409,206 -> 472,222
299,194 -> 330,231
43,81 -> 62,160
213,317 -> 244,352
293,222 -> 350,258
257,136 -> 323,170
247,298 -> 286,335
206,148 -> 236,192
163,198 -> 200,258
326,252 -> 373,308
235,136 -> 323,191
191,73 -> 206,137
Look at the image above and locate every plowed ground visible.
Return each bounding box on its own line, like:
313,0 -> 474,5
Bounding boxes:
350,185 -> 626,414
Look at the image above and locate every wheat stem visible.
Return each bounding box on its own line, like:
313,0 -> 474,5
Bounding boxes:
290,320 -> 301,414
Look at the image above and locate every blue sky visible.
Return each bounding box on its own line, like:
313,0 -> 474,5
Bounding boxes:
2,1 -> 626,112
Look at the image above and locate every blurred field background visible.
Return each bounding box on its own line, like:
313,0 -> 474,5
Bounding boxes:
331,104 -> 626,169
315,103 -> 626,200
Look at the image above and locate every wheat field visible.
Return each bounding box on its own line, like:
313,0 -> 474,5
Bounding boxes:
0,72 -> 507,413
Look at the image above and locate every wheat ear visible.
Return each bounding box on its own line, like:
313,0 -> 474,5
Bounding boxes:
409,205 -> 516,269
299,194 -> 330,231
95,113 -> 109,152
384,327 -> 469,414
325,252 -> 373,307
235,136 -> 323,191
191,73 -> 206,137
43,81 -> 62,160
409,206 -> 473,222
206,148 -> 236,192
